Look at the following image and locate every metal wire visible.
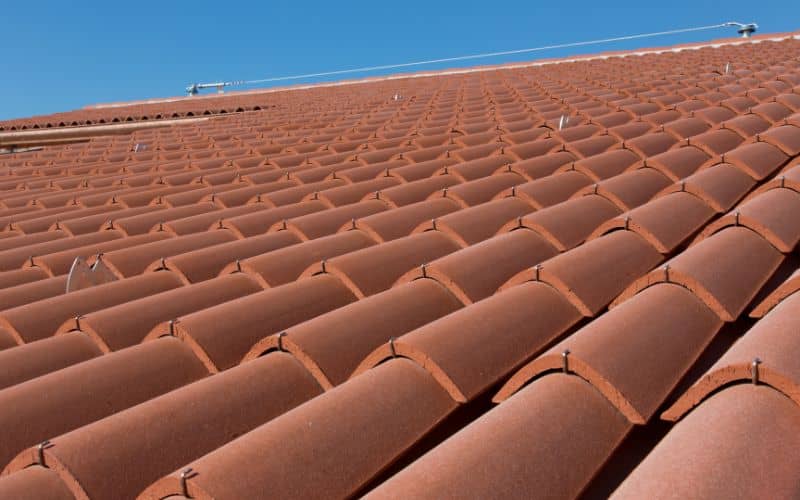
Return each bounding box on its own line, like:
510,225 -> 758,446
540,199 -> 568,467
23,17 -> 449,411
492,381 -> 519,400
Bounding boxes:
188,21 -> 756,93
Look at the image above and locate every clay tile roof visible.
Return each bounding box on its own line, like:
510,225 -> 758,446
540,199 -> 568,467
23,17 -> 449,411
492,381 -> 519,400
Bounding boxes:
0,31 -> 799,499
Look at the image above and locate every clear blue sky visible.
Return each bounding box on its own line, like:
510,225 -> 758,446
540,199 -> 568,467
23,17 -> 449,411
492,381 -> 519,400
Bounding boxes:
1,1 -> 797,120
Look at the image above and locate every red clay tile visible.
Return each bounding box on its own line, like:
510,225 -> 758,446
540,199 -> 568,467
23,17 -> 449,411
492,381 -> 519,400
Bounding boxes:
505,138 -> 562,161
696,188 -> 800,252
303,231 -> 461,299
413,196 -> 533,246
0,276 -> 69,312
367,374 -> 630,500
499,171 -> 593,208
100,230 -> 236,278
310,177 -> 400,206
0,271 -> 183,344
0,230 -> 122,272
566,149 -> 640,181
0,466 -> 74,500
234,230 -> 376,287
641,145 -> 711,181
576,168 -> 671,211
401,229 -> 558,304
57,274 -> 262,352
357,281 -> 581,402
614,385 -> 800,499
385,157 -> 458,182
159,205 -> 268,236
514,195 -> 622,251
204,180 -> 298,208
503,230 -> 662,316
615,227 -> 783,321
750,101 -> 793,122
664,290 -> 800,420
0,230 -> 66,252
662,117 -> 711,139
439,172 -> 523,206
140,358 -> 458,500
0,267 -> 49,289
693,105 -> 737,125
688,128 -> 744,156
624,131 -> 678,157
758,124 -> 800,155
0,334 -> 102,390
564,134 -> 619,158
505,151 -> 575,180
150,274 -> 357,372
592,191 -> 715,253
220,200 -> 328,238
276,199 -> 388,240
102,202 -> 218,236
371,174 -> 460,207
722,113 -> 771,138
0,337 -> 208,470
351,197 -> 460,242
245,279 -> 463,388
723,141 -> 788,180
498,283 -> 722,422
9,352 -> 323,500
657,162 -> 756,212
36,234 -> 173,279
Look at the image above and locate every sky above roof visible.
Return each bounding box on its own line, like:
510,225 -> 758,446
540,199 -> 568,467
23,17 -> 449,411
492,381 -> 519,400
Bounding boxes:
2,0 -> 796,120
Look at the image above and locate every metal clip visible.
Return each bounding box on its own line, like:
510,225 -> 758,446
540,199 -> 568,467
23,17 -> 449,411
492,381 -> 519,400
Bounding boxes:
561,349 -> 571,373
751,357 -> 762,385
277,331 -> 286,352
180,468 -> 198,498
663,264 -> 671,283
37,440 -> 52,466
389,337 -> 397,358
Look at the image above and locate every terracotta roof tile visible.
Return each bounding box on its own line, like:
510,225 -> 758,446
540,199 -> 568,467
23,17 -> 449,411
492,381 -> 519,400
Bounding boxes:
8,352 -> 323,500
220,200 -> 327,237
0,466 -> 75,500
58,274 -> 261,353
0,229 -> 122,272
245,279 -> 463,388
592,191 -> 715,253
0,272 -> 183,343
658,162 -> 756,212
303,231 -> 461,299
504,231 -> 662,316
642,145 -> 711,181
501,170 -> 593,208
505,151 -> 575,180
0,333 -> 102,390
614,385 -> 800,499
400,229 -> 558,305
576,167 -> 671,211
696,187 -> 800,252
141,358 -> 457,500
414,196 -> 533,246
0,276 -> 69,312
497,283 -> 722,422
512,195 -> 621,251
157,274 -> 357,372
567,148 -> 640,181
367,374 -> 630,500
99,230 -> 236,278
28,231 -> 172,276
615,227 -> 783,321
0,337 -> 208,470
